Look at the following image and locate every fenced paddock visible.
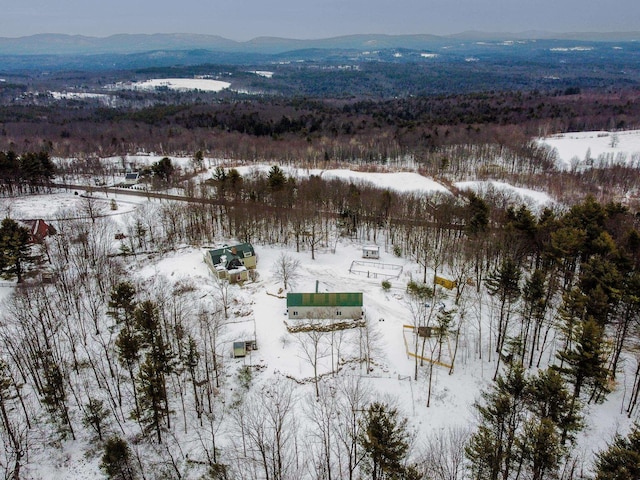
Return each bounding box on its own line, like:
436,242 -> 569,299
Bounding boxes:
402,325 -> 453,370
348,260 -> 403,280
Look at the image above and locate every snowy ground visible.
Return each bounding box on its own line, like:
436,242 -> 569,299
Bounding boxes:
2,144 -> 637,476
1,191 -> 141,221
538,129 -> 640,169
11,230 -> 630,477
0,281 -> 12,305
455,180 -> 554,210
57,157 -> 543,203
123,78 -> 231,92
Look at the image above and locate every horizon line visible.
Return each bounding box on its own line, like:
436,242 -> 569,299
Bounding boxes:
1,30 -> 640,42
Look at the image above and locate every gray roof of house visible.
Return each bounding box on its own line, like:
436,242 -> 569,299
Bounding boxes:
207,243 -> 254,268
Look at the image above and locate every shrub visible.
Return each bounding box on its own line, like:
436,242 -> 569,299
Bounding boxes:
406,280 -> 432,299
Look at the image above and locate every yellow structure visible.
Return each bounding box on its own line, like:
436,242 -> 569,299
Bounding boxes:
434,275 -> 456,290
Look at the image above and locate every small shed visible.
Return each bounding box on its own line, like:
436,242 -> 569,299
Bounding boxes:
233,340 -> 258,358
124,172 -> 140,185
362,245 -> 380,259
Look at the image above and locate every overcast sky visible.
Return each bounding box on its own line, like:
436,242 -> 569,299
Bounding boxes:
2,0 -> 638,40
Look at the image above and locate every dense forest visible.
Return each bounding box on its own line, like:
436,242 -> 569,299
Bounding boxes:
1,89 -> 639,160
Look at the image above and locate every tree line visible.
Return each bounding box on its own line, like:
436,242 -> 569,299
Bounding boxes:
1,88 -> 638,166
0,150 -> 54,195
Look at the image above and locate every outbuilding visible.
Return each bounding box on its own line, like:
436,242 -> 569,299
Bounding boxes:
123,172 -> 140,186
232,339 -> 258,358
362,245 -> 380,259
19,219 -> 56,243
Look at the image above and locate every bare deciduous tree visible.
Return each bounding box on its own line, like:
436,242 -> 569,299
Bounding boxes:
211,274 -> 231,320
272,253 -> 301,291
420,426 -> 471,480
305,383 -> 338,480
296,328 -> 330,397
232,378 -> 300,480
334,376 -> 371,480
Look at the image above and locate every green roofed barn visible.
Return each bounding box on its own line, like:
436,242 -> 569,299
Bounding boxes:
286,292 -> 363,320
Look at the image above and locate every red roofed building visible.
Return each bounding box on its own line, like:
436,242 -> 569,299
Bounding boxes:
19,219 -> 56,243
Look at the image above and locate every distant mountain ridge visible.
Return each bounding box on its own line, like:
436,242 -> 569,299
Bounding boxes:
1,31 -> 638,56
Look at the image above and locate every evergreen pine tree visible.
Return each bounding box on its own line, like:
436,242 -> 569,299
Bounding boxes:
594,423 -> 640,480
555,317 -> 610,403
108,282 -> 137,326
132,300 -> 175,443
466,364 -> 528,480
521,368 -> 580,479
360,402 -> 411,480
486,257 -> 521,378
554,317 -> 610,443
0,218 -> 31,282
267,165 -> 286,191
83,397 -> 110,441
101,436 -> 137,480
526,368 -> 581,443
109,282 -> 142,420
520,417 -> 563,480
135,356 -> 166,443
152,157 -> 174,183
466,192 -> 489,236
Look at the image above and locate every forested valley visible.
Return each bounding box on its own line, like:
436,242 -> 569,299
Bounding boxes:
2,88 -> 640,161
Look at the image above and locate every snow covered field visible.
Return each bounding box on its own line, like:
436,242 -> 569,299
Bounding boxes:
231,165 -> 451,195
455,180 -> 553,210
250,70 -> 274,78
85,156 -> 540,202
126,78 -> 231,92
538,129 -> 640,169
49,91 -> 113,101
